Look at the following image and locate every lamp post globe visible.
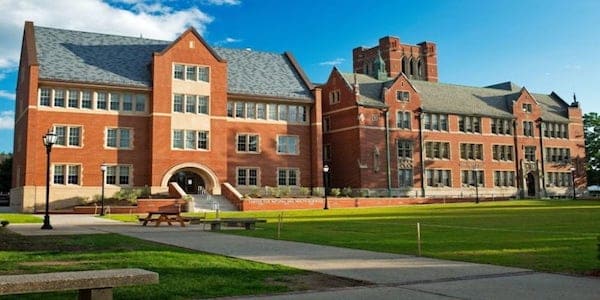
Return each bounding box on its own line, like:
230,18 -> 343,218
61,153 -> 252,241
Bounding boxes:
323,165 -> 330,210
41,130 -> 57,230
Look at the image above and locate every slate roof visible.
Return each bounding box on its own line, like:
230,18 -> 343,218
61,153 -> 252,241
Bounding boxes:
33,26 -> 312,101
337,71 -> 569,121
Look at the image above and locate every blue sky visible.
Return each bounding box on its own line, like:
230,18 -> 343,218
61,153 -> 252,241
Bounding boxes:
0,0 -> 598,153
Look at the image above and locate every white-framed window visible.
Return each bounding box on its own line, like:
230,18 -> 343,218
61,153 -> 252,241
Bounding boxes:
423,113 -> 448,131
543,122 -> 568,139
186,66 -> 197,81
122,94 -> 133,111
459,116 -> 481,133
54,89 -> 65,107
235,101 -> 245,118
173,64 -> 185,80
546,172 -> 572,187
494,171 -> 515,187
185,95 -> 196,113
135,95 -> 146,112
106,128 -> 132,149
493,145 -> 514,161
68,90 -> 79,108
40,88 -> 51,106
81,91 -> 92,109
53,164 -> 81,185
524,146 -> 536,161
198,96 -> 209,114
257,103 -> 266,119
198,66 -> 210,82
522,103 -> 532,113
461,170 -> 484,187
268,104 -> 277,120
172,129 -> 209,150
237,167 -> 259,186
545,147 -> 571,163
277,135 -> 299,155
426,169 -> 451,187
491,118 -> 513,135
425,141 -> 450,159
396,111 -> 411,129
173,94 -> 184,113
460,143 -> 483,160
105,165 -> 131,186
523,121 -> 534,137
97,92 -> 108,110
110,93 -> 120,111
246,102 -> 256,119
53,125 -> 82,147
396,91 -> 410,102
278,168 -> 299,186
237,134 -> 259,153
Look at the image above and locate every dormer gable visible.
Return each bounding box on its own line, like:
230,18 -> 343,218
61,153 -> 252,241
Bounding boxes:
156,27 -> 225,63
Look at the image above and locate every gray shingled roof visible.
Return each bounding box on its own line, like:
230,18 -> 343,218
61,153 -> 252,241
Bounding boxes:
337,71 -> 569,121
33,26 -> 312,101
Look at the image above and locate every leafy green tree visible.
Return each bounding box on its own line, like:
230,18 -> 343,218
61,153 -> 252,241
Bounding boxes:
0,154 -> 12,193
584,113 -> 600,185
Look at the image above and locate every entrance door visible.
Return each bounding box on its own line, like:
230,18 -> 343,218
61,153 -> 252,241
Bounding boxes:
169,171 -> 205,194
526,172 -> 536,197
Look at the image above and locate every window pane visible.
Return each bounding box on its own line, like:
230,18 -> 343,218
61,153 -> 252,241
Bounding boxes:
40,88 -> 51,106
198,67 -> 209,82
268,104 -> 277,120
278,104 -> 287,121
288,170 -> 297,186
185,130 -> 196,149
173,94 -> 183,112
289,106 -> 297,122
106,166 -> 116,184
107,129 -> 117,147
53,165 -> 65,184
237,169 -> 247,185
119,166 -> 130,185
55,126 -> 66,146
97,92 -> 107,109
122,94 -> 133,111
186,66 -> 197,81
247,102 -> 256,119
249,169 -> 257,185
227,101 -> 234,117
235,102 -> 245,118
257,103 -> 266,119
68,127 -> 80,146
135,95 -> 146,112
68,165 -> 79,184
119,129 -> 130,148
173,130 -> 184,149
278,169 -> 287,186
110,93 -> 120,111
198,96 -> 209,114
186,95 -> 196,113
68,90 -> 79,108
237,135 -> 247,152
54,89 -> 65,107
81,91 -> 92,108
249,135 -> 258,152
174,64 -> 184,79
197,131 -> 208,149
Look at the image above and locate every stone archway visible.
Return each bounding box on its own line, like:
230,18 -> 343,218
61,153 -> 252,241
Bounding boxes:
161,163 -> 221,195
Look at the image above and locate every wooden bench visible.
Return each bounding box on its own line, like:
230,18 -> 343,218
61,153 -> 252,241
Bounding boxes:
196,218 -> 267,231
138,216 -> 204,225
0,268 -> 158,300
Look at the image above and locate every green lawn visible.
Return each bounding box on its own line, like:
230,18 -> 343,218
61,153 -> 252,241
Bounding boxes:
0,214 -> 42,223
0,230 -> 345,300
171,200 -> 600,275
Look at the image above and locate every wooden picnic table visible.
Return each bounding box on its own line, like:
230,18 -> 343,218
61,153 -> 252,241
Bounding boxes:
141,211 -> 186,227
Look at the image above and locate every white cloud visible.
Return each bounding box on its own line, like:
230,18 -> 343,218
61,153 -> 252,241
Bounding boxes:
215,37 -> 242,45
204,0 -> 241,5
0,90 -> 15,101
0,0 -> 215,70
0,111 -> 14,129
319,58 -> 345,66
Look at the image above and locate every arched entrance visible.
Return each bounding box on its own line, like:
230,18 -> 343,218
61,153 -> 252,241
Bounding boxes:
526,172 -> 536,197
161,163 -> 221,195
169,171 -> 205,194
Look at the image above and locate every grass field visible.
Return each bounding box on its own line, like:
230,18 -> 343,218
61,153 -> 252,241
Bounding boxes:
169,200 -> 599,275
0,230 -> 359,300
0,214 -> 42,223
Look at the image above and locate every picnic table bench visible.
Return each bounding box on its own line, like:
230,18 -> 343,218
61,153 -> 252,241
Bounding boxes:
196,218 -> 267,231
0,268 -> 158,300
138,212 -> 203,227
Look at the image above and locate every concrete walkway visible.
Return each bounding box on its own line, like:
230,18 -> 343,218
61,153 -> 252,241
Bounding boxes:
8,215 -> 600,299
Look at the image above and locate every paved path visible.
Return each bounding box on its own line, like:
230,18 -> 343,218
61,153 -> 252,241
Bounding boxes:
8,215 -> 600,299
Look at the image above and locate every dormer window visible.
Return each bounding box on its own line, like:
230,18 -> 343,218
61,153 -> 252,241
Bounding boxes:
522,103 -> 532,113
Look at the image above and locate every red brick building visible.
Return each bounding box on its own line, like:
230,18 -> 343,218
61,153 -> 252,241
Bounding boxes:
322,36 -> 586,198
11,22 -> 323,212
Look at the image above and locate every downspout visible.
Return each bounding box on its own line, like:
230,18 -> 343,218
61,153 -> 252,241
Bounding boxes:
512,119 -> 522,198
537,118 -> 547,197
384,108 -> 392,197
418,109 -> 426,197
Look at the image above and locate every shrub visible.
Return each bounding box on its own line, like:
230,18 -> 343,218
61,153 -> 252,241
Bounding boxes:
298,187 -> 310,197
341,187 -> 353,197
280,187 -> 291,197
313,187 -> 324,197
249,187 -> 262,198
1,220 -> 8,227
359,189 -> 370,197
113,188 -> 143,204
264,186 -> 273,197
271,187 -> 282,198
330,188 -> 341,197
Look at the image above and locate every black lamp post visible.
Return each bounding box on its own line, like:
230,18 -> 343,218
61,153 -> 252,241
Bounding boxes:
323,164 -> 330,210
41,130 -> 57,230
100,165 -> 107,216
570,167 -> 576,200
474,170 -> 480,204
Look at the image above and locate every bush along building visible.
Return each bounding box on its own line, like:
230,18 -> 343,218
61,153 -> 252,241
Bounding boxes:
12,22 -> 323,212
321,36 -> 586,199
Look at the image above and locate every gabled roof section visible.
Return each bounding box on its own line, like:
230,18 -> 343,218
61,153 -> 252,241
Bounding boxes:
32,24 -> 313,100
34,25 -> 169,87
532,93 -> 569,122
214,47 -> 312,101
485,81 -> 521,91
158,27 -> 225,62
339,72 -> 386,108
